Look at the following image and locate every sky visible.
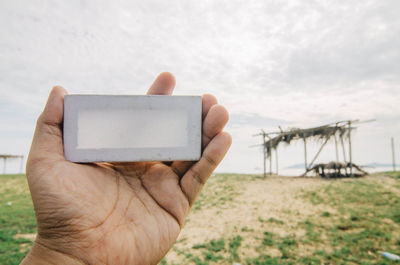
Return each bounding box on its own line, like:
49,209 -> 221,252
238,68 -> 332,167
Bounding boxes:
1,0 -> 400,174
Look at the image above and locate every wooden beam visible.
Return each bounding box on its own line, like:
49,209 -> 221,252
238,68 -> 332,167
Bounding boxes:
308,137 -> 330,169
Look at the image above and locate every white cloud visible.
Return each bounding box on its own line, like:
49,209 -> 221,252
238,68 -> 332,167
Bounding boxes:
0,0 -> 399,174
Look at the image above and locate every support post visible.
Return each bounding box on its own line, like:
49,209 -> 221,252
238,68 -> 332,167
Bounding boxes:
269,141 -> 272,176
392,137 -> 396,172
340,136 -> 348,175
275,148 -> 279,176
348,121 -> 353,177
262,133 -> 266,178
334,134 -> 339,163
303,137 -> 308,171
308,137 -> 330,169
340,136 -> 347,162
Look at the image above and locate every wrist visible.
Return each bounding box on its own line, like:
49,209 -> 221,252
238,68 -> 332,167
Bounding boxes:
21,241 -> 84,265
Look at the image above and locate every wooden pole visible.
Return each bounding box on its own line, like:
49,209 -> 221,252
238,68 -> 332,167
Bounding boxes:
340,136 -> 348,175
269,141 -> 272,176
392,137 -> 396,172
348,121 -> 353,177
308,137 -> 330,169
303,137 -> 308,171
262,133 -> 266,178
340,135 -> 347,162
334,134 -> 339,163
275,148 -> 279,176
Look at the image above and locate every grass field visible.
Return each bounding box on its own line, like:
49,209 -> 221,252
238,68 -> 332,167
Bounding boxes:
0,174 -> 36,265
1,173 -> 399,264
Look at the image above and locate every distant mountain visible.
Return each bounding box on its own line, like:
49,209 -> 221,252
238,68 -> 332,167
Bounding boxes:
286,162 -> 400,169
286,163 -> 308,169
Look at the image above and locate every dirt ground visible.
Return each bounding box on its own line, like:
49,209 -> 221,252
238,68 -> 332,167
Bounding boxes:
4,173 -> 399,264
163,174 -> 400,264
165,176 -> 326,262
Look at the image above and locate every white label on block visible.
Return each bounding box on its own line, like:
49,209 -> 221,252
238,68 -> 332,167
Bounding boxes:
63,95 -> 202,162
77,109 -> 188,149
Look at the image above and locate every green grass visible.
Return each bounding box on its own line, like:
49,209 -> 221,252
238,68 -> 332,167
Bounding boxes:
192,174 -> 258,211
384,171 -> 400,178
2,173 -> 400,265
228,235 -> 243,261
261,231 -> 275,247
258,217 -> 284,225
193,239 -> 225,252
187,236 -> 244,264
296,176 -> 400,264
171,174 -> 400,264
0,174 -> 36,265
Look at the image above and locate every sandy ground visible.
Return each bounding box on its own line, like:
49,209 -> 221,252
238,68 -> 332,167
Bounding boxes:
12,175 -> 332,262
164,175 -> 340,263
10,174 -> 399,264
12,175 -> 328,251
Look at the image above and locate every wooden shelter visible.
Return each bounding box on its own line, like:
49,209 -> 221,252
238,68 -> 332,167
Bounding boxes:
0,154 -> 24,174
254,120 -> 372,178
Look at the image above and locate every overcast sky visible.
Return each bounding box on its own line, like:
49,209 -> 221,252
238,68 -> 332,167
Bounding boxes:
1,0 -> 400,174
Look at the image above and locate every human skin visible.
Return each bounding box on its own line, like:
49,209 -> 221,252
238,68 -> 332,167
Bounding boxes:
21,72 -> 231,265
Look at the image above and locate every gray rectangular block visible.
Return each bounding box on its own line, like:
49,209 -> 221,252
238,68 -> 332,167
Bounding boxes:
63,95 -> 202,162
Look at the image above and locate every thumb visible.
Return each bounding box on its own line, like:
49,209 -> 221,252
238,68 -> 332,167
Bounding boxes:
28,86 -> 68,164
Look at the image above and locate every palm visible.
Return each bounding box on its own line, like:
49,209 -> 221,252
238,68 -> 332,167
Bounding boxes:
25,73 -> 231,265
31,160 -> 183,264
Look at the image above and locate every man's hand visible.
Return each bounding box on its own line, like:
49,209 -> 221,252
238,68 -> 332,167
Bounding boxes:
22,72 -> 231,265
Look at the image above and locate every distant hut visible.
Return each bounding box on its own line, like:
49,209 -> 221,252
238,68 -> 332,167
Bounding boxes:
255,120 -> 371,178
0,154 -> 24,174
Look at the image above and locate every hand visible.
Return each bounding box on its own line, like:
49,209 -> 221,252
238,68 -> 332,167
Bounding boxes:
22,72 -> 231,265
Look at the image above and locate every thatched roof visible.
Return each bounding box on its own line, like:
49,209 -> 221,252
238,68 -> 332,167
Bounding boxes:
263,123 -> 351,157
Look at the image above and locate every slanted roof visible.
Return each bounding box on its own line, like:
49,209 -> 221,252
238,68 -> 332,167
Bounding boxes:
262,121 -> 353,157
